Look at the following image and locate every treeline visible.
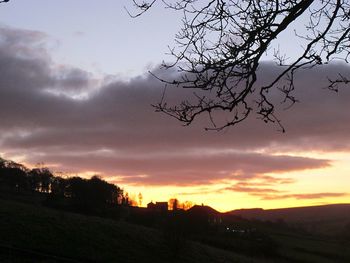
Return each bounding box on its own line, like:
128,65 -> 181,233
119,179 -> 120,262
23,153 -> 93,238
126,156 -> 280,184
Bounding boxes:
0,157 -> 131,211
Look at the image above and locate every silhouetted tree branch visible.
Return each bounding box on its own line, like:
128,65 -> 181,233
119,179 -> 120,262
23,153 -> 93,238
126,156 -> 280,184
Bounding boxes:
129,0 -> 350,131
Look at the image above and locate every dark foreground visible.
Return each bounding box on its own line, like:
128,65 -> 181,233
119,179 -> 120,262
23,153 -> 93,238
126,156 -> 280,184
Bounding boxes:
0,196 -> 349,263
0,197 -> 275,263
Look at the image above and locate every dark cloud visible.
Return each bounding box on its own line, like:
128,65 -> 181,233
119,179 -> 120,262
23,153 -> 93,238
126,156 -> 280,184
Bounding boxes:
53,67 -> 93,94
25,151 -> 327,185
0,26 -> 348,188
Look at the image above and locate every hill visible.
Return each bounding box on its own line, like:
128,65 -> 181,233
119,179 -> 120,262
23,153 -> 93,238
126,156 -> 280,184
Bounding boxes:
0,198 -> 272,263
229,204 -> 350,236
0,157 -> 349,262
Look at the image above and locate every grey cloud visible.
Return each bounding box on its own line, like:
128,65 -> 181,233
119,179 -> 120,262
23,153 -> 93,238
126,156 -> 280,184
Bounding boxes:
0,26 -> 48,59
0,26 -> 348,186
21,152 -> 328,185
53,67 -> 93,93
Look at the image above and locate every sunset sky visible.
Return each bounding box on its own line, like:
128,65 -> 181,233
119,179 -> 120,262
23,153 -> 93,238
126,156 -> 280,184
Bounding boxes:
0,1 -> 349,212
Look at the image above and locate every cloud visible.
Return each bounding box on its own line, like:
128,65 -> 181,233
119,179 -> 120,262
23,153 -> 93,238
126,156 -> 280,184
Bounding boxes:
259,192 -> 348,200
0,25 -> 348,188
31,152 -> 327,185
225,185 -> 283,194
220,181 -> 287,198
177,183 -> 349,201
221,182 -> 348,201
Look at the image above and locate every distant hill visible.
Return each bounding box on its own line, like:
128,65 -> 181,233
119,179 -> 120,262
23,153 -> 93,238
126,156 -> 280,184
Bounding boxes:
228,204 -> 350,236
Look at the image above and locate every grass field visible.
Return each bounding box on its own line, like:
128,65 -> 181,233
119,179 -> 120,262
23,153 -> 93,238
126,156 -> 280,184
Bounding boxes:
0,197 -> 349,262
0,198 -> 276,263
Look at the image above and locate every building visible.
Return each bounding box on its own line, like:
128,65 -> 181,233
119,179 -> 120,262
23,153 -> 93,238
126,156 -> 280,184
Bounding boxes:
147,201 -> 168,213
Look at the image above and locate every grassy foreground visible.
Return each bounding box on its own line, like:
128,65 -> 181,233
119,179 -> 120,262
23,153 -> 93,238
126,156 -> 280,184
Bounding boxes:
0,198 -> 272,263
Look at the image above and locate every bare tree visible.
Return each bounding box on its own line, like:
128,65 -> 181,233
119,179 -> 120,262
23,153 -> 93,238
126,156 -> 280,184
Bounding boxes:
138,192 -> 143,207
129,0 -> 350,131
168,198 -> 179,211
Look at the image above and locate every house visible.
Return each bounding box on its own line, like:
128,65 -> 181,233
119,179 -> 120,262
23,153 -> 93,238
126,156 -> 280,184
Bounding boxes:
187,205 -> 222,225
147,201 -> 168,213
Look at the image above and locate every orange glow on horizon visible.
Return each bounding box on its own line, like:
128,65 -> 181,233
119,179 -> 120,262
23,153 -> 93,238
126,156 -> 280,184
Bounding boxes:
121,152 -> 350,212
2,151 -> 349,213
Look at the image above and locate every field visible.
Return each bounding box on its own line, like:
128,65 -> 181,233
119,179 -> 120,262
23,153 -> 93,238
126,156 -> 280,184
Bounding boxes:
0,194 -> 349,262
0,198 -> 273,263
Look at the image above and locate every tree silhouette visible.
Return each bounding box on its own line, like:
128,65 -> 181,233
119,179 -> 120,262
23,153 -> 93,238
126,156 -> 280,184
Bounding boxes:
181,201 -> 194,211
138,192 -> 143,207
168,198 -> 179,211
64,176 -> 122,210
29,168 -> 53,193
130,0 -> 350,131
0,157 -> 127,217
0,158 -> 29,192
50,176 -> 67,197
88,175 -> 122,205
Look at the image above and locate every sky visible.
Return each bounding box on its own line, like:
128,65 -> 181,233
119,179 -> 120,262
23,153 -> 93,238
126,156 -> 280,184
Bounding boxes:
0,1 -> 349,212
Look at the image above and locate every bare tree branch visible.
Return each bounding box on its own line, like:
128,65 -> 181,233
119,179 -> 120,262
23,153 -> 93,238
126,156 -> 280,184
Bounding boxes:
130,0 -> 350,131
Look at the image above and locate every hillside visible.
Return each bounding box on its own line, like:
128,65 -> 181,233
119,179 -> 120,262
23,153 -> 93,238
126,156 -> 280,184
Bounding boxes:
0,198 -> 272,263
229,204 -> 350,236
